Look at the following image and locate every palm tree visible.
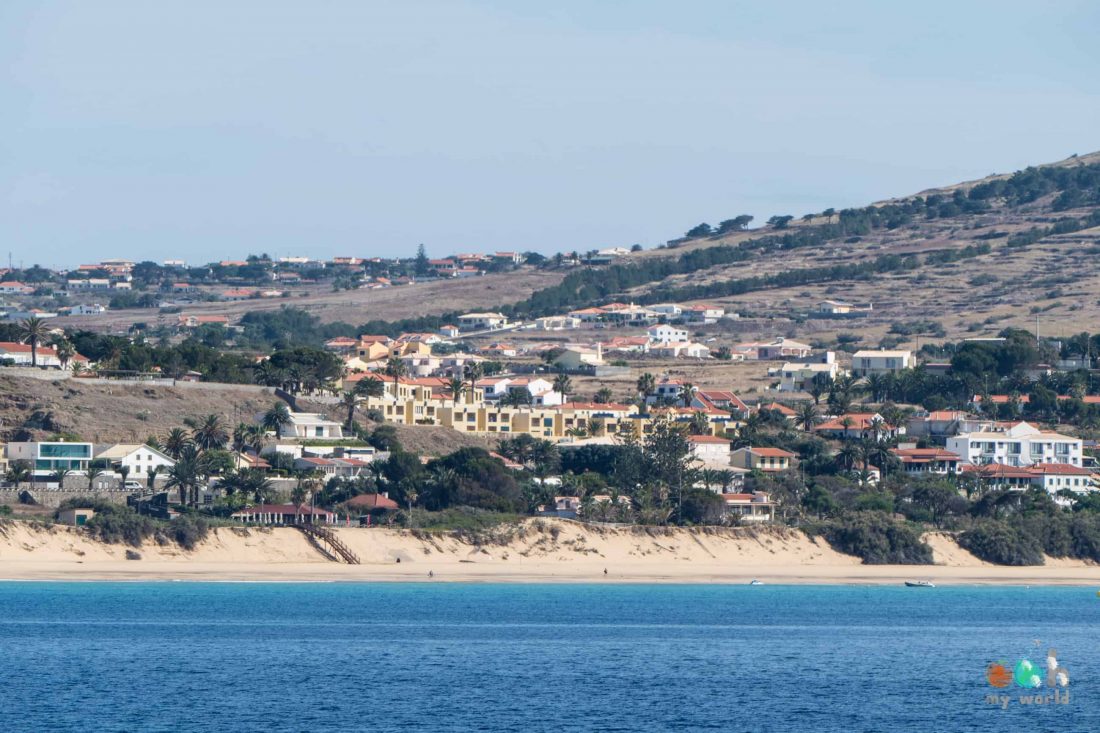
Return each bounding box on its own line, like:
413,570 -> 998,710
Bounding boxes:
796,402 -> 819,432
86,467 -> 105,491
146,465 -> 162,491
688,411 -> 710,435
383,357 -> 407,400
446,376 -> 465,403
232,422 -> 253,457
164,427 -> 192,460
835,443 -> 860,471
715,470 -> 737,492
341,391 -> 361,431
355,375 -> 385,399
680,382 -> 696,408
593,387 -> 613,404
262,402 -> 292,435
52,337 -> 76,370
734,412 -> 764,448
5,460 -> 32,487
637,372 -> 656,400
807,374 -> 829,405
18,316 -> 50,367
240,469 -> 274,503
165,446 -> 204,507
51,468 -> 71,490
865,373 -> 888,403
192,414 -> 228,451
464,362 -> 485,404
552,373 -> 572,403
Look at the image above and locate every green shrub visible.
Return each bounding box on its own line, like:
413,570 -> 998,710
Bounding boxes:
168,515 -> 210,551
823,511 -> 933,565
83,505 -> 155,547
958,521 -> 1043,566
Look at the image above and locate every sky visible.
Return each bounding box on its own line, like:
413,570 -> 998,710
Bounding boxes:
2,1 -> 1098,269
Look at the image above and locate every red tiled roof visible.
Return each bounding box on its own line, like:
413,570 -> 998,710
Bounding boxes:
972,394 -> 1030,404
1028,463 -> 1093,476
816,414 -> 893,431
958,464 -> 1034,479
688,435 -> 731,444
746,447 -> 795,458
346,493 -> 399,510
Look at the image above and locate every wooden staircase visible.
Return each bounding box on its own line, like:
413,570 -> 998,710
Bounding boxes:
295,522 -> 360,565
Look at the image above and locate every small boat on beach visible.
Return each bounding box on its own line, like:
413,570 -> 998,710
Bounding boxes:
904,580 -> 935,588
749,579 -> 764,586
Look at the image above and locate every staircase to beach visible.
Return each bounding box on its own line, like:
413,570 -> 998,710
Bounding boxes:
294,522 -> 361,565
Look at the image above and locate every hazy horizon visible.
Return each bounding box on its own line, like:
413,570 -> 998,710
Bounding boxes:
3,1 -> 1098,268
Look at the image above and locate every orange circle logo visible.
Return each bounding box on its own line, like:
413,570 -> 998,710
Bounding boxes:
987,662 -> 1012,688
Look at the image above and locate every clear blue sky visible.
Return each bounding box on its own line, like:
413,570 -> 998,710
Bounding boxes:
2,1 -> 1098,268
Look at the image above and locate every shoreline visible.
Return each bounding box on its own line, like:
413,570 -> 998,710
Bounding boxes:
2,561 -> 1099,586
2,520 -> 1098,587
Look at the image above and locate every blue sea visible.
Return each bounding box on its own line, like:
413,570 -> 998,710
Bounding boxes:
0,583 -> 1096,732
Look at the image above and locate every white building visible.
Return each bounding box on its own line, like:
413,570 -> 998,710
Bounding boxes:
851,349 -> 914,377
649,304 -> 683,317
681,304 -> 726,324
533,316 -> 580,331
553,345 -> 604,370
1027,464 -> 1096,504
777,361 -> 840,392
650,341 -> 710,359
94,444 -> 176,482
457,312 -> 509,331
756,338 -> 812,360
946,422 -> 1083,467
6,441 -> 94,477
276,412 -> 345,440
646,324 -> 689,345
688,435 -> 732,466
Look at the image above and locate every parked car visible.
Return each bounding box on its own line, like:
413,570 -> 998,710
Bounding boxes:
123,480 -> 143,490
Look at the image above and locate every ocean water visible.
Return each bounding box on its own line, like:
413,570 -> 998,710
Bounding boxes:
0,583 -> 1096,732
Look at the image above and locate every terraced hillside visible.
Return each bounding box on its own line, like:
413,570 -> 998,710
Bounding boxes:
506,151 -> 1100,350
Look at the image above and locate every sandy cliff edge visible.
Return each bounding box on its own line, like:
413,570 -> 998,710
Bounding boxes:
0,519 -> 1097,586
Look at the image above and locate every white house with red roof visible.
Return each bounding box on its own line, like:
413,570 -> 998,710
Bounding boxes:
681,304 -> 726,324
0,281 -> 34,295
692,391 -> 751,417
688,434 -> 732,466
721,491 -> 775,522
0,342 -> 89,369
890,446 -> 961,475
815,413 -> 898,441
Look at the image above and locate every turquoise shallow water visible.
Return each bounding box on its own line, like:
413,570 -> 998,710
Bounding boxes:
0,582 -> 1096,732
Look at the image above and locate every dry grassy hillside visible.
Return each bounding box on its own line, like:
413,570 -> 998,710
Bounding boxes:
0,375 -> 280,443
617,152 -> 1100,350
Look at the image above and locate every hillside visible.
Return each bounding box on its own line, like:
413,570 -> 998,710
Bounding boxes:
535,151 -> 1100,350
0,375 -> 280,444
0,375 -> 497,454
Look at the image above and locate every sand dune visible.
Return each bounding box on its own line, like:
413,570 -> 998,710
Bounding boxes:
1,519 -> 1098,586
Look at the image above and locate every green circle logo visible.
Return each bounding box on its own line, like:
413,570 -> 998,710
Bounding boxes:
1014,659 -> 1043,688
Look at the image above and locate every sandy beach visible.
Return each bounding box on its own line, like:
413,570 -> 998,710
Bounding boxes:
1,519 -> 1098,586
